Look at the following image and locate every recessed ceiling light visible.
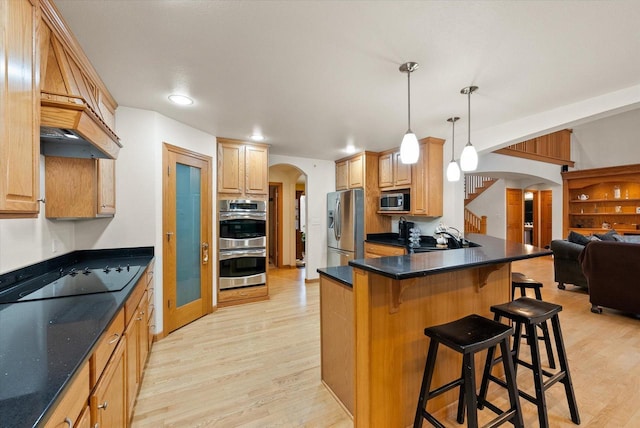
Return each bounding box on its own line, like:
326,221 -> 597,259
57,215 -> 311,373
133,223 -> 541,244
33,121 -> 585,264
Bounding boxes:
168,94 -> 194,105
250,134 -> 265,142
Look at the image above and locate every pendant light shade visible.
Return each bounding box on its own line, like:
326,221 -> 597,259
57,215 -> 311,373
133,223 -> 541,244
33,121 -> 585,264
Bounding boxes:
400,131 -> 419,164
399,62 -> 419,164
460,85 -> 478,172
446,117 -> 460,182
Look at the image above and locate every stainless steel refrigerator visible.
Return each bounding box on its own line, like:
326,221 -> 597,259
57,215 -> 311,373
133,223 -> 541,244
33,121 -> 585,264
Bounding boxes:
327,189 -> 365,266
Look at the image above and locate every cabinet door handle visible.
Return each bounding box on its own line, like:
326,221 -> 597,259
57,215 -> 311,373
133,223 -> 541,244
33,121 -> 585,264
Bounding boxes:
98,401 -> 108,410
108,333 -> 120,344
64,417 -> 72,427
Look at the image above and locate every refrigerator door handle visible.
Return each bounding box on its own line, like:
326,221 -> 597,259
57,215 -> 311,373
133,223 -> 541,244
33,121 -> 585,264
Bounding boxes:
334,197 -> 341,241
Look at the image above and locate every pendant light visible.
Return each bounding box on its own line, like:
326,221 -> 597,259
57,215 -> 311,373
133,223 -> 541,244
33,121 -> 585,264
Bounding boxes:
446,117 -> 461,182
399,62 -> 419,164
460,85 -> 479,171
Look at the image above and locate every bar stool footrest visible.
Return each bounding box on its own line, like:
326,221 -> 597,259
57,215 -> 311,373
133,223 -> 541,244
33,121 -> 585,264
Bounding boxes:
428,378 -> 464,401
483,409 -> 519,428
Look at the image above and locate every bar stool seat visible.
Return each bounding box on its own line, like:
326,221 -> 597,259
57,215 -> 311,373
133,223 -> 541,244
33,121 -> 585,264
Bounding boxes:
479,297 -> 580,428
413,314 -> 523,428
511,272 -> 556,369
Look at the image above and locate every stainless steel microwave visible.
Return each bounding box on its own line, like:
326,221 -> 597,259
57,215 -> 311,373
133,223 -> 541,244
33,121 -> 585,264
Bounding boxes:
379,192 -> 410,211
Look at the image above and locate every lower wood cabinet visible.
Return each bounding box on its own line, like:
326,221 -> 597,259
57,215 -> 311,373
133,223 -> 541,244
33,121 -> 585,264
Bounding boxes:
126,290 -> 149,420
91,338 -> 127,428
76,406 -> 91,428
43,363 -> 89,428
363,242 -> 407,258
45,263 -> 155,428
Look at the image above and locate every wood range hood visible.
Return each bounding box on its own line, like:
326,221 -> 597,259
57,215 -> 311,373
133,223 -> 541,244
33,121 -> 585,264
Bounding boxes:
40,0 -> 121,160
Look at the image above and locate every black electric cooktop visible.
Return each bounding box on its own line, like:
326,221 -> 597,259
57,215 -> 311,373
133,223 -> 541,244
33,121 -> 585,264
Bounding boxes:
0,263 -> 142,304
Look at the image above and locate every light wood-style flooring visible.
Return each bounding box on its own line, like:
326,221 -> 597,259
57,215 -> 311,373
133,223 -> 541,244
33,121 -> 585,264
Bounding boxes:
132,257 -> 640,427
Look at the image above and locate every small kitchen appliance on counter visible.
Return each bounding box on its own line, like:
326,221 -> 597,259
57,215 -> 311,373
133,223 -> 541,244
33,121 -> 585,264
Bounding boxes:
398,216 -> 415,243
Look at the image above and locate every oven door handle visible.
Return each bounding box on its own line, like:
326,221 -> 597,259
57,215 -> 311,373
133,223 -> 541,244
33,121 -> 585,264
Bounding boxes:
219,249 -> 266,260
219,212 -> 266,221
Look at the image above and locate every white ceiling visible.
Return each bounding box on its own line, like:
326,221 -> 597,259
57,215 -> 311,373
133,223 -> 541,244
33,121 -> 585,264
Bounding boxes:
54,0 -> 640,161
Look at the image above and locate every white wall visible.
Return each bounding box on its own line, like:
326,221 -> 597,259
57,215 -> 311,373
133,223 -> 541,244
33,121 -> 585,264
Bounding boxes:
74,108 -> 158,250
0,158 -> 75,273
269,154 -> 335,281
571,108 -> 640,170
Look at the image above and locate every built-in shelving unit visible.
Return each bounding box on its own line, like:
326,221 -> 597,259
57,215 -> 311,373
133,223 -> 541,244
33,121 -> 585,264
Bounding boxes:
562,164 -> 640,236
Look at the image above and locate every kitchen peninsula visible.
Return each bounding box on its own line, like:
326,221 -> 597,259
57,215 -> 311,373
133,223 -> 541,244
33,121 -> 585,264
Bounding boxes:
318,234 -> 551,427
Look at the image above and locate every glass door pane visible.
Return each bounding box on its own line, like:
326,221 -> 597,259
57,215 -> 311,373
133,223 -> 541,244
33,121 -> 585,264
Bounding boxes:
176,163 -> 201,307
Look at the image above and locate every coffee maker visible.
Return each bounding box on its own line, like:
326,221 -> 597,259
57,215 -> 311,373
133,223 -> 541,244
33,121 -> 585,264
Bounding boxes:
398,216 -> 415,243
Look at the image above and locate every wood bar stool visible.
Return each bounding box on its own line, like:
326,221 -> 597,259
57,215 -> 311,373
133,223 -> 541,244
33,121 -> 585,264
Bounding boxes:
478,297 -> 580,428
511,272 -> 556,369
413,314 -> 523,428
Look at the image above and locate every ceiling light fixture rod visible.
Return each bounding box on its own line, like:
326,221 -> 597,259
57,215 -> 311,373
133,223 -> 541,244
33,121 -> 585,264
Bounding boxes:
446,116 -> 461,182
399,62 -> 420,164
459,85 -> 479,172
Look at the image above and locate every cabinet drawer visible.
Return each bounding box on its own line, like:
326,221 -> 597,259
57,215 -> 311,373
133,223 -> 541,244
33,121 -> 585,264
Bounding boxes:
125,278 -> 146,325
43,362 -> 89,428
147,308 -> 155,349
146,262 -> 154,286
90,309 -> 124,387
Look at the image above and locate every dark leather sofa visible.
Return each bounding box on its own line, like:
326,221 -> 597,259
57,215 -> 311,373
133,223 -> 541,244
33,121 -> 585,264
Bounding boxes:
550,239 -> 588,289
579,240 -> 640,315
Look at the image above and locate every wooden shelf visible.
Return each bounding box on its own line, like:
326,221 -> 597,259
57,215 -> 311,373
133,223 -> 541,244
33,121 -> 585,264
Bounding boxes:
562,164 -> 640,237
570,198 -> 640,203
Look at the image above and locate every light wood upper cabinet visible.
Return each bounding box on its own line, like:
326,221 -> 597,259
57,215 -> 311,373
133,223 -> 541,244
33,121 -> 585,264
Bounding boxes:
348,154 -> 364,188
411,137 -> 444,217
378,149 -> 411,190
0,0 -> 40,218
45,156 -> 116,218
217,138 -> 269,197
245,144 -> 268,195
335,152 -> 373,190
335,160 -> 349,190
334,152 -> 390,234
97,158 -> 116,215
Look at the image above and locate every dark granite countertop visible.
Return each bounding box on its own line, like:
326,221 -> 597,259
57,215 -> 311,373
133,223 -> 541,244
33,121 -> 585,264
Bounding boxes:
317,265 -> 353,287
366,232 -> 455,252
350,234 -> 551,280
0,247 -> 154,428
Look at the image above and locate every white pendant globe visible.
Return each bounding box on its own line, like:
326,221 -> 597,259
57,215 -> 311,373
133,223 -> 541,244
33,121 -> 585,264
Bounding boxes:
446,160 -> 460,182
460,144 -> 478,171
400,131 -> 419,164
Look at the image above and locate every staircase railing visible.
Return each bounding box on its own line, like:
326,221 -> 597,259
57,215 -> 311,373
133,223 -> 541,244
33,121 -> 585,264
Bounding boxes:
464,208 -> 487,235
464,175 -> 496,200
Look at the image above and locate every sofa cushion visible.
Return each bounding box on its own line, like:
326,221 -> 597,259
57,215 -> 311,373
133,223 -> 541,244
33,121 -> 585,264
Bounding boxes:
567,231 -> 591,246
594,230 -> 618,241
621,235 -> 640,244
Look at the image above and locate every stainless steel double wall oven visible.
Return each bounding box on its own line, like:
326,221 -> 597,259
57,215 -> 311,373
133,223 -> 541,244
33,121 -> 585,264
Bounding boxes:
218,199 -> 267,290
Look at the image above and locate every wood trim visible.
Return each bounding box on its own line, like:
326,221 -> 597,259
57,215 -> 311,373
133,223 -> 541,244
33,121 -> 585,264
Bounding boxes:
493,147 -> 575,167
162,143 -> 213,335
269,182 -> 283,268
561,163 -> 640,181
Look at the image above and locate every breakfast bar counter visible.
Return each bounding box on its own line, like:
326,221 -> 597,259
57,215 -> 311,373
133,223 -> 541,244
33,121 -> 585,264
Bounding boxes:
318,234 -> 551,427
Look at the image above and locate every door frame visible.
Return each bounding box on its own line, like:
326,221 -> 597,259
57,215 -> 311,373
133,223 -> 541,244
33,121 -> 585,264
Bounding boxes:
269,182 -> 283,268
162,143 -> 213,335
